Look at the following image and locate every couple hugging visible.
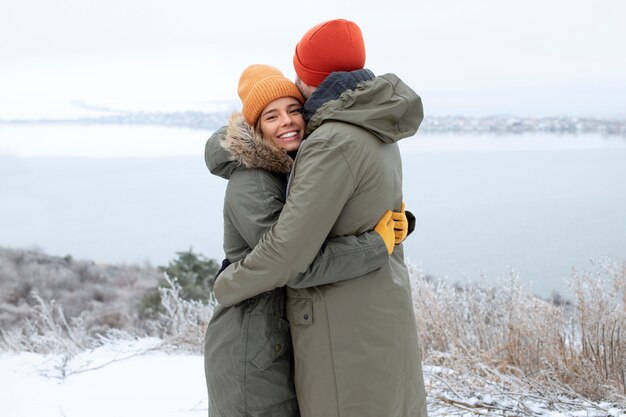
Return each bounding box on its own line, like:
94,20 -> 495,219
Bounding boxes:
203,18 -> 428,417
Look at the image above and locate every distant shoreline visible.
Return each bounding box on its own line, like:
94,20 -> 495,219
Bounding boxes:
2,111 -> 626,137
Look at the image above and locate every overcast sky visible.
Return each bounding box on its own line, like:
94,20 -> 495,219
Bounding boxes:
1,0 -> 625,116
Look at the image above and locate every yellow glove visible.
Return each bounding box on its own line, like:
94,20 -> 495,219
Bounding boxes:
374,210 -> 395,255
391,202 -> 408,245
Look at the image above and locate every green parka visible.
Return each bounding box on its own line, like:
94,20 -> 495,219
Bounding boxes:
203,113 -> 390,417
214,71 -> 428,417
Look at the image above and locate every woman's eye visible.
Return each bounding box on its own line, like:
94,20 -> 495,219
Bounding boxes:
290,107 -> 303,114
265,115 -> 277,121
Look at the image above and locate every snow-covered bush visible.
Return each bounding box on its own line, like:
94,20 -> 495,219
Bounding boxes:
153,275 -> 215,351
0,274 -> 214,355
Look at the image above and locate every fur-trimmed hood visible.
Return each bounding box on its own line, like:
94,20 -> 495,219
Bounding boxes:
205,113 -> 293,180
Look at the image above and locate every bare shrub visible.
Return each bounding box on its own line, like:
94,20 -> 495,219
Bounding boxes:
0,274 -> 214,355
0,293 -> 94,354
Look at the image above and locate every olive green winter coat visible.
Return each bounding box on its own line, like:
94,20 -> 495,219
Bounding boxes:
214,71 -> 428,417
203,113 -> 390,417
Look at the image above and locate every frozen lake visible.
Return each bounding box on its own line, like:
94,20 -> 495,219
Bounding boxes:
1,124 -> 626,297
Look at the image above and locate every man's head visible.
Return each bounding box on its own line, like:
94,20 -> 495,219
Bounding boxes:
293,19 -> 366,94
294,76 -> 316,99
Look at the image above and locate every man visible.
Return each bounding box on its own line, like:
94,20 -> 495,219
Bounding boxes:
215,19 -> 428,417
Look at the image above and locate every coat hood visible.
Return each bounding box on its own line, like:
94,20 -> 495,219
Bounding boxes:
205,113 -> 293,179
304,71 -> 423,144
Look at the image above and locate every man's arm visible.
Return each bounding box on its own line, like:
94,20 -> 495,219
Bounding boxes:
226,169 -> 391,292
214,135 -> 358,306
287,231 -> 387,289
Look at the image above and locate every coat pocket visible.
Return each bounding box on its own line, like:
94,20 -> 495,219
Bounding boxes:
250,318 -> 290,371
286,297 -> 313,327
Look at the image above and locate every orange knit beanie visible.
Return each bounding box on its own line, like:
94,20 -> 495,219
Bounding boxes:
237,64 -> 304,126
293,19 -> 366,87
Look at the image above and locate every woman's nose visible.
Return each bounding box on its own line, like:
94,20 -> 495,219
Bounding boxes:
279,112 -> 293,125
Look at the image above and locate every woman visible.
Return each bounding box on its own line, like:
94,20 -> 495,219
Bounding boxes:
203,65 -> 401,417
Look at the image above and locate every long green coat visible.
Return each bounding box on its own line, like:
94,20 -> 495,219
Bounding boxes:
203,113 -> 389,417
214,72 -> 428,417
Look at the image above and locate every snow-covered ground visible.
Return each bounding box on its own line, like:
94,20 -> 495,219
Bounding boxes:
0,339 -> 208,417
1,339 -> 624,417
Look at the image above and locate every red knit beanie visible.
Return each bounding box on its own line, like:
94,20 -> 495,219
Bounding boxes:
293,19 -> 366,87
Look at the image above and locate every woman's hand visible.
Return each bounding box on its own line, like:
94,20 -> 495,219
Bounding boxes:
374,203 -> 415,255
391,202 -> 415,245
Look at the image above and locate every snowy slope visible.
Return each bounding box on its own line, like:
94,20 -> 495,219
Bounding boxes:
0,339 -> 208,417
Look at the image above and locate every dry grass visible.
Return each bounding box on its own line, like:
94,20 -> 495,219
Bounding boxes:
410,258 -> 626,407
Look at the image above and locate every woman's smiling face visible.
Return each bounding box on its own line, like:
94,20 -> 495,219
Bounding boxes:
258,97 -> 305,152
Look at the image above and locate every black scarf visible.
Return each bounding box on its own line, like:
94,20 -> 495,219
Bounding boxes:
302,69 -> 375,123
